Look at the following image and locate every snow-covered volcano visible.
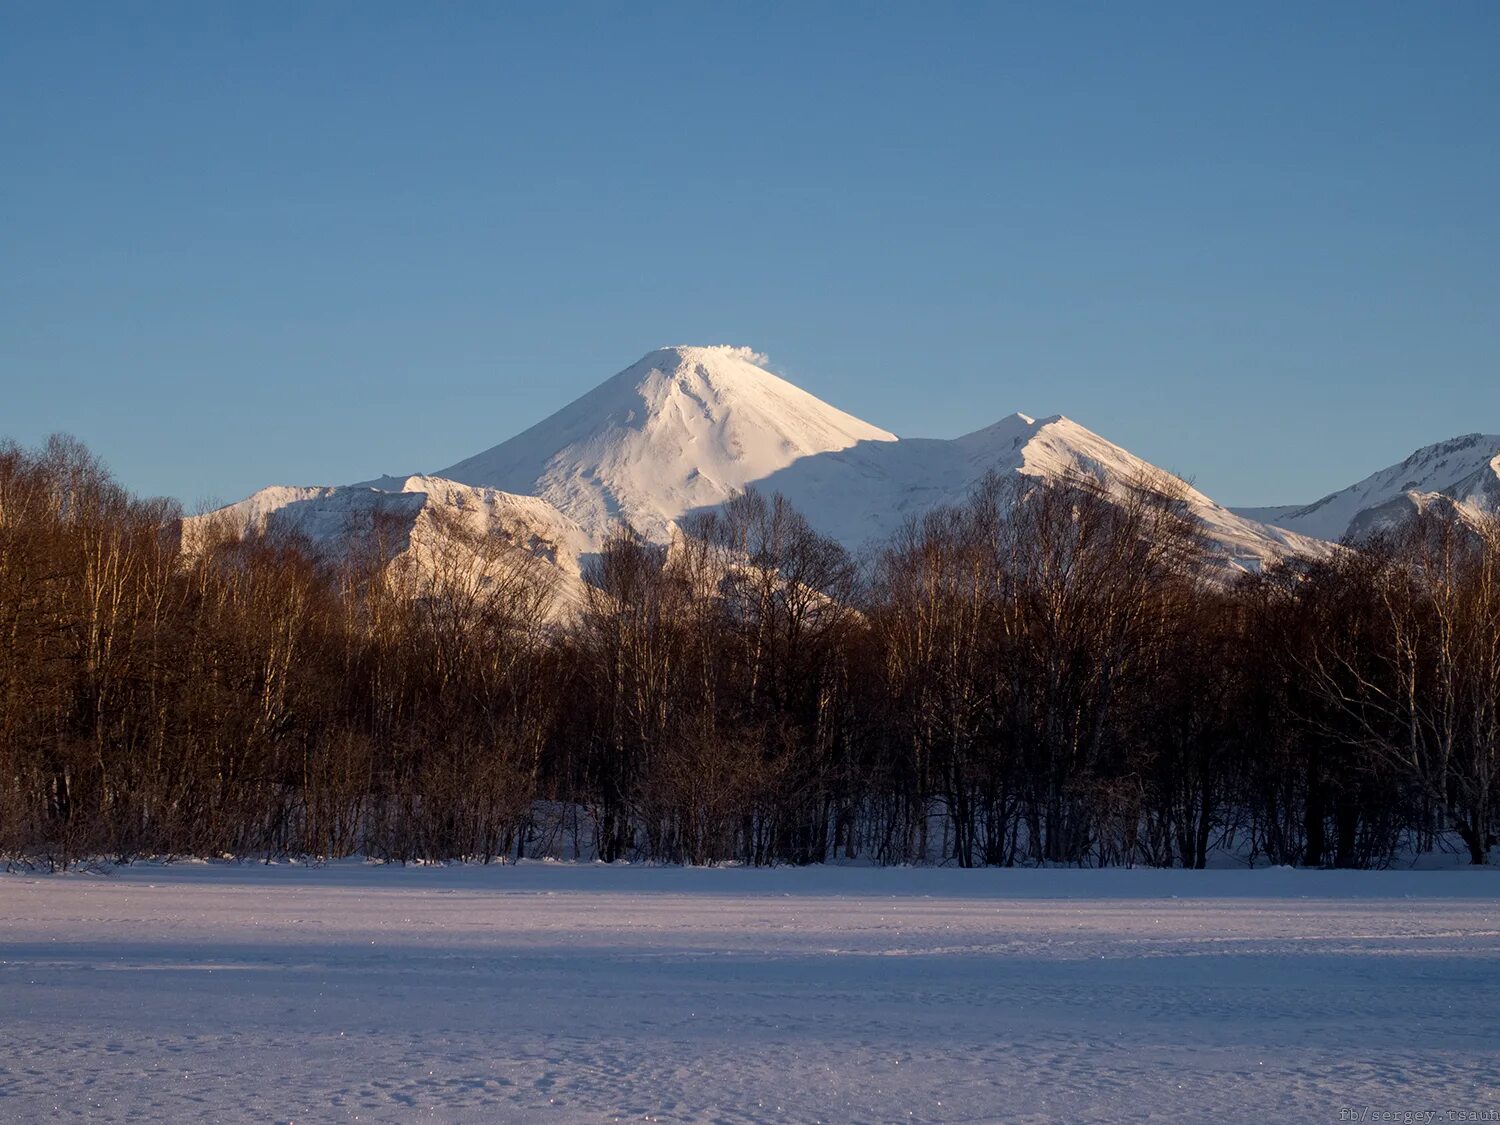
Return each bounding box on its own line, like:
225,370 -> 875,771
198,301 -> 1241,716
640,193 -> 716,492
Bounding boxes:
433,345 -> 897,543
199,344 -> 1332,586
1237,433 -> 1500,542
424,345 -> 1320,573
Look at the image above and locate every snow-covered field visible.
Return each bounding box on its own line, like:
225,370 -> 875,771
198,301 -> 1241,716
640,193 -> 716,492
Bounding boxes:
3,863 -> 1498,1123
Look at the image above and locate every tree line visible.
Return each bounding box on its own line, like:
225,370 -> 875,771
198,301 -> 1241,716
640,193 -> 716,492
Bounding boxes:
2,434 -> 1496,868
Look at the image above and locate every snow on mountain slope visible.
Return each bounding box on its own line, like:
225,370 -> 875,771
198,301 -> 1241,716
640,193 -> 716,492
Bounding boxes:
1236,433 -> 1500,542
434,345 -> 898,543
183,476 -> 590,603
183,484 -> 427,553
750,410 -> 1329,573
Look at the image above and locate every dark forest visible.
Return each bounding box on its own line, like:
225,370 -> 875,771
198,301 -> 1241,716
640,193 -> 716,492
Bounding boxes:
3,435 -> 1496,869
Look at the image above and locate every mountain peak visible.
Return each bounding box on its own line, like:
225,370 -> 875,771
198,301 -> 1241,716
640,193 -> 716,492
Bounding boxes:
606,344 -> 768,394
643,343 -> 769,368
435,346 -> 896,541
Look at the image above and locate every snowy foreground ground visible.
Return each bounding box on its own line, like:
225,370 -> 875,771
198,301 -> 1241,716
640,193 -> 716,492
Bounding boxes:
3,863 -> 1499,1123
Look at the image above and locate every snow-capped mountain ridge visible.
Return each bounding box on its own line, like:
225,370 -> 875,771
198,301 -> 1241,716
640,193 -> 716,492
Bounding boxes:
1236,432 -> 1500,541
738,407 -> 1326,571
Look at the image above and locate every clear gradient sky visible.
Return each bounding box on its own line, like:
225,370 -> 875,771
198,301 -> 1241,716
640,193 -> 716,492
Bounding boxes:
4,2 -> 1497,510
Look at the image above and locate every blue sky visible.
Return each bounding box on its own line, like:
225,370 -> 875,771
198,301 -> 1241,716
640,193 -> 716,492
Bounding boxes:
4,2 -> 1496,509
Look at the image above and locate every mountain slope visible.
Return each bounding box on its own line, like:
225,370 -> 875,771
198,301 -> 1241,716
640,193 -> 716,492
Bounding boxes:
183,475 -> 591,605
1236,433 -> 1500,541
750,411 -> 1328,572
